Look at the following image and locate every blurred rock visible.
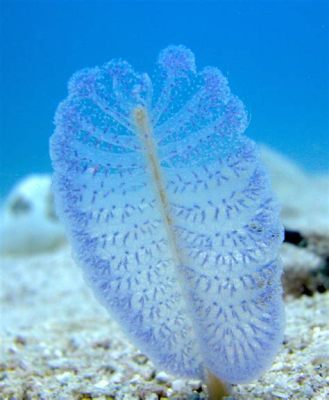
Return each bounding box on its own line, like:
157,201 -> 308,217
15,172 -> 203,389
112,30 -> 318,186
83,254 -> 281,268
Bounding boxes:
281,243 -> 328,296
0,174 -> 66,255
261,145 -> 329,237
261,146 -> 329,296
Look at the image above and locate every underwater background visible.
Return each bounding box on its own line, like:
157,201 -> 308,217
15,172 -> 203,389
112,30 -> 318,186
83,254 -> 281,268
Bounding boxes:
1,2 -> 329,399
0,0 -> 328,197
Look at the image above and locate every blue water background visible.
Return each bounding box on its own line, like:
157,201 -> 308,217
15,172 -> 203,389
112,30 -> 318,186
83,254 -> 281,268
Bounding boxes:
1,0 -> 328,196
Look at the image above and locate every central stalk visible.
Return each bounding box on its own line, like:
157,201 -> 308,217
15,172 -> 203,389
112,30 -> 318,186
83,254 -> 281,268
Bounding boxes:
133,106 -> 177,262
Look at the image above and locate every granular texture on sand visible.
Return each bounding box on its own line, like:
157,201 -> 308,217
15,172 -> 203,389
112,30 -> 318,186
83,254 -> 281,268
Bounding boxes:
1,246 -> 328,400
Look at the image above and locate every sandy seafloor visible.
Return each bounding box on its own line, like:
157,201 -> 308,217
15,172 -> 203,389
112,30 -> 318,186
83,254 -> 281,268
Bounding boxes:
1,148 -> 329,400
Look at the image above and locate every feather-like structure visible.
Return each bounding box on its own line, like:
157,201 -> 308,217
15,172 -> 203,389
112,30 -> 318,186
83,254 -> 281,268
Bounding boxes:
50,45 -> 284,384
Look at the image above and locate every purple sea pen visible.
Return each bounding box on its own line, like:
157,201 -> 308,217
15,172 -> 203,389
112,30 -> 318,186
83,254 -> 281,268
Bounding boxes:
50,45 -> 284,398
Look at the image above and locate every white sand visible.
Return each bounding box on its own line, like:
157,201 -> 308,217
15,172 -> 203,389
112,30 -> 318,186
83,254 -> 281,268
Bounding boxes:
0,244 -> 328,400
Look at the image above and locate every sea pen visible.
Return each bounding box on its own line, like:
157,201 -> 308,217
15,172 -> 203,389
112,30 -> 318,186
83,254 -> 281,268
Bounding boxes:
50,45 -> 285,398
